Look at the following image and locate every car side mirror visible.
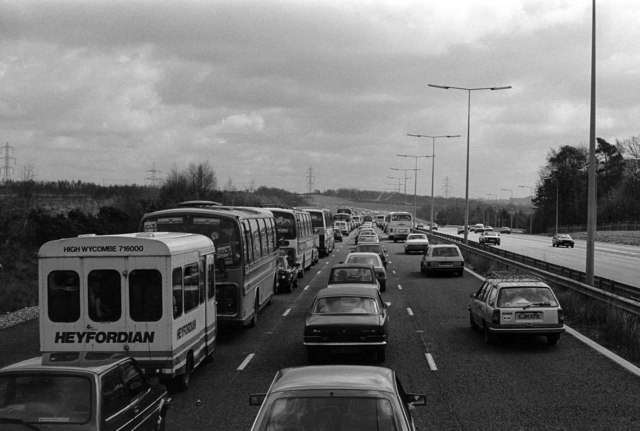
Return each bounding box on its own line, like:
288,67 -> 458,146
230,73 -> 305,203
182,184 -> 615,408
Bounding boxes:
249,394 -> 266,406
406,394 -> 427,406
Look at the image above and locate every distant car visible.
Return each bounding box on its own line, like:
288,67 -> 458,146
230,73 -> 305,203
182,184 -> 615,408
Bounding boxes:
479,230 -> 501,245
552,233 -> 574,248
457,226 -> 466,235
327,263 -> 381,291
343,252 -> 387,291
420,244 -> 465,277
391,226 -> 411,242
356,231 -> 380,244
354,243 -> 388,267
415,223 -> 425,230
0,352 -> 170,431
468,273 -> 565,345
500,226 -> 511,234
473,223 -> 485,233
334,229 -> 343,242
304,286 -> 389,361
404,233 -> 430,254
249,365 -> 426,431
275,254 -> 298,293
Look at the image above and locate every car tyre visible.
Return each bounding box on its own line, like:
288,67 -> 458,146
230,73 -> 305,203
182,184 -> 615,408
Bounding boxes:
469,312 -> 480,331
174,353 -> 193,391
376,347 -> 386,363
483,325 -> 496,345
248,295 -> 259,328
547,334 -> 560,345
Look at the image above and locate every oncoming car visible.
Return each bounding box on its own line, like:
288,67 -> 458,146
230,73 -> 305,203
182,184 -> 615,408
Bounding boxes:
479,230 -> 501,246
552,233 -> 575,248
249,365 -> 426,431
420,244 -> 464,277
0,352 -> 170,431
468,273 -> 565,345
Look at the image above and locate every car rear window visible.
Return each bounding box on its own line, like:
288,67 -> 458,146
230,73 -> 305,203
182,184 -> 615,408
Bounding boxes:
497,287 -> 558,308
313,297 -> 379,314
261,396 -> 398,431
431,247 -> 460,257
0,374 -> 92,424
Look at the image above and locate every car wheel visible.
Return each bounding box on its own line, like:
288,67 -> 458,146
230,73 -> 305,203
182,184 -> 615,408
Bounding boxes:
293,276 -> 299,289
376,346 -> 386,363
469,312 -> 479,330
547,334 -> 560,345
248,295 -> 259,328
174,353 -> 193,391
458,269 -> 464,277
483,325 -> 496,345
571,244 -> 574,248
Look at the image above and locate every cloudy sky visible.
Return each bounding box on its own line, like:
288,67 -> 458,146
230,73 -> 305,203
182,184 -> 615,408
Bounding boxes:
1,0 -> 638,199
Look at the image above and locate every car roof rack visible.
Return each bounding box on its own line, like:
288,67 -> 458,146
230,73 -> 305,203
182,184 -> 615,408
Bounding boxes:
486,271 -> 544,283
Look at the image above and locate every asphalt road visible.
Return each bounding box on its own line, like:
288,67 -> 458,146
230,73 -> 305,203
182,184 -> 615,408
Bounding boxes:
441,227 -> 640,288
3,229 -> 640,430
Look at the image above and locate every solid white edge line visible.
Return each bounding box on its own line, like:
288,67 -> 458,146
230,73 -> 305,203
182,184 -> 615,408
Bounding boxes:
407,308 -> 414,316
565,326 -> 640,378
425,353 -> 438,371
237,353 -> 255,370
304,285 -> 310,291
282,308 -> 291,317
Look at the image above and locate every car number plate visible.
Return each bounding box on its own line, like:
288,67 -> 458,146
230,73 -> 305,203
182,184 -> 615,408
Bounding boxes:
516,312 -> 542,320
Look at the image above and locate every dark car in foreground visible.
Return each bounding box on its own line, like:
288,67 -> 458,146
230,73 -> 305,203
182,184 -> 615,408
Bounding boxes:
0,352 -> 170,431
552,233 -> 574,248
468,273 -> 565,345
249,365 -> 426,431
304,286 -> 388,362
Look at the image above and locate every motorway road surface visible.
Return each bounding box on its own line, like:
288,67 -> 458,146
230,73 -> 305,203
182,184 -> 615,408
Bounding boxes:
441,227 -> 640,288
2,229 -> 640,430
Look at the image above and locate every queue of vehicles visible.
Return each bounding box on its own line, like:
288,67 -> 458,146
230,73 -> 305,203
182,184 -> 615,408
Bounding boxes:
0,204 -> 570,430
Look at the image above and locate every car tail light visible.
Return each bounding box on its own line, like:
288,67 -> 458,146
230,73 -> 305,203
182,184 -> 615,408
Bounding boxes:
558,309 -> 564,324
492,310 -> 501,325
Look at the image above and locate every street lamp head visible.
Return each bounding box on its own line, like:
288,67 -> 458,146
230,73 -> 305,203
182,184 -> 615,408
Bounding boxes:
490,86 -> 512,91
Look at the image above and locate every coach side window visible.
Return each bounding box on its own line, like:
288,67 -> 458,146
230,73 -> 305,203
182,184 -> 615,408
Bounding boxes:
129,269 -> 162,322
47,271 -> 80,322
184,263 -> 200,313
172,268 -> 183,318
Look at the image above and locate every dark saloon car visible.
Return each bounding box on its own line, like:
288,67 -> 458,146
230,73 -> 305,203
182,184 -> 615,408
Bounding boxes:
275,254 -> 298,293
304,286 -> 388,362
552,233 -> 574,248
249,365 -> 426,431
334,229 -> 343,242
0,352 -> 170,431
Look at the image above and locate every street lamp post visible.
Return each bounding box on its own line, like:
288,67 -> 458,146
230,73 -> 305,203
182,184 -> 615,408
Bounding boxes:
518,185 -> 533,234
543,177 -> 559,235
486,193 -> 498,227
406,134 -> 460,233
397,154 -> 430,224
428,83 -> 511,244
500,188 -> 513,228
390,168 -> 413,212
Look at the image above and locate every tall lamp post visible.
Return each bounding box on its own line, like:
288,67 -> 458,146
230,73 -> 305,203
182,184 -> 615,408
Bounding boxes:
518,185 -> 533,234
500,188 -> 513,228
390,168 -> 413,211
486,193 -> 498,227
428,83 -> 511,244
543,177 -> 559,235
396,154 -> 430,224
406,134 -> 460,233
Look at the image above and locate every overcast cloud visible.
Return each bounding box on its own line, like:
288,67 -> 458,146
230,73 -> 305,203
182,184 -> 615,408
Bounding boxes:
1,0 -> 638,199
